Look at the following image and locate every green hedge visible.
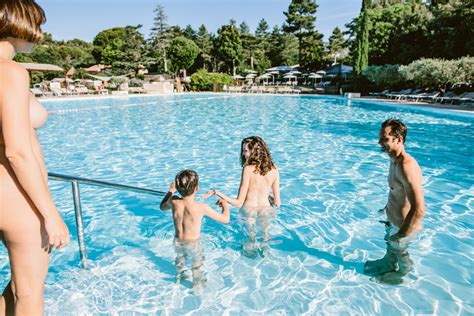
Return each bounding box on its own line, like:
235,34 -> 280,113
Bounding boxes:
190,69 -> 233,91
364,57 -> 474,92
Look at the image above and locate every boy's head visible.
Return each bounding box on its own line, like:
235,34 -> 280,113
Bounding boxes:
175,169 -> 199,197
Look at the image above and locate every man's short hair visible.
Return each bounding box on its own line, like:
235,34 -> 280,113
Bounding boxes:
0,0 -> 46,43
381,119 -> 408,143
175,169 -> 199,197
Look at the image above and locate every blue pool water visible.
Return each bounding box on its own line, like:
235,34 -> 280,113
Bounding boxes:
1,94 -> 473,314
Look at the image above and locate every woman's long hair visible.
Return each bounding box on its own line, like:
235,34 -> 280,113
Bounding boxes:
240,136 -> 275,176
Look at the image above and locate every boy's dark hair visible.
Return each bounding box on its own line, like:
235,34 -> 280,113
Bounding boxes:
0,0 -> 46,43
381,119 -> 408,143
175,169 -> 199,197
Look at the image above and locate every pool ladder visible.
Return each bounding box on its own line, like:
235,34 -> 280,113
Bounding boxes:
48,172 -> 166,269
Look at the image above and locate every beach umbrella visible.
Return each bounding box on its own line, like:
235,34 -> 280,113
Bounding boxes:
316,70 -> 326,75
245,73 -> 256,79
232,74 -> 244,79
283,73 -> 297,85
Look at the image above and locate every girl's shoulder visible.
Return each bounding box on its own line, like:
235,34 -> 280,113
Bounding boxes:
243,164 -> 256,172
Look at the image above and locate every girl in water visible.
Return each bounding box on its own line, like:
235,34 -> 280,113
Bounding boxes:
205,136 -> 280,257
0,1 -> 70,314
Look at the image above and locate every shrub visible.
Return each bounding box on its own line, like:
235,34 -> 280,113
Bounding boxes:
363,64 -> 404,89
190,69 -> 233,91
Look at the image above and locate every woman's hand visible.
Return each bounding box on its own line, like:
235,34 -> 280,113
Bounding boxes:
202,189 -> 216,199
44,212 -> 70,250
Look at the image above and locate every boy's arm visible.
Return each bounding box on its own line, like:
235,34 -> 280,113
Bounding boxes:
271,168 -> 281,207
160,182 -> 178,211
203,199 -> 230,224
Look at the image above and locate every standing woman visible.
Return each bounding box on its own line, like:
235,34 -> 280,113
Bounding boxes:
0,1 -> 70,315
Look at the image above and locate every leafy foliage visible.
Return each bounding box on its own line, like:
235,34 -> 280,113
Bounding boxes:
214,23 -> 243,73
190,69 -> 233,91
167,36 -> 199,74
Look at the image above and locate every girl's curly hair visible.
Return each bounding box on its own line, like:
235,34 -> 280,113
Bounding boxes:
240,136 -> 275,176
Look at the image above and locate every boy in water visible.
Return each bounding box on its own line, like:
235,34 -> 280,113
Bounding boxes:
160,169 -> 230,289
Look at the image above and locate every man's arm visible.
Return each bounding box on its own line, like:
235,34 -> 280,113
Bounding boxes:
160,182 -> 178,211
395,160 -> 425,238
203,199 -> 230,224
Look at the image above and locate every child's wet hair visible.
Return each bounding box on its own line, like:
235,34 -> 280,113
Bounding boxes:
240,136 -> 276,176
175,169 -> 199,197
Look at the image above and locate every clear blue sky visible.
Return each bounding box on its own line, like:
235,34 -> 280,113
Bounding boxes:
36,0 -> 361,42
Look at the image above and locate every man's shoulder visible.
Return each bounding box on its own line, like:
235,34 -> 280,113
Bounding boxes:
398,153 -> 422,178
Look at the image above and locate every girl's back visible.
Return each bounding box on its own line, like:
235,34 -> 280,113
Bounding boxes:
244,165 -> 279,208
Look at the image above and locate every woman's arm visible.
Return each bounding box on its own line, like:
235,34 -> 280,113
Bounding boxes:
0,63 -> 69,249
214,167 -> 251,208
271,168 -> 281,207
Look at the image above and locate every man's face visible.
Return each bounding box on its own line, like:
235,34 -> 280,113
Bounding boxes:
379,126 -> 402,154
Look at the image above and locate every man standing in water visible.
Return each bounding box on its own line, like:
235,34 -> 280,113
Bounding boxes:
364,119 -> 425,283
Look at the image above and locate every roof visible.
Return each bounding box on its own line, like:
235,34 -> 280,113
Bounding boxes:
325,64 -> 353,75
19,62 -> 64,72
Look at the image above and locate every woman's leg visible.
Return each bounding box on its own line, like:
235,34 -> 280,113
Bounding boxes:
3,223 -> 50,316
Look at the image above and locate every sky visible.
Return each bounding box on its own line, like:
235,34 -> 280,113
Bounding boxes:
36,0 -> 361,42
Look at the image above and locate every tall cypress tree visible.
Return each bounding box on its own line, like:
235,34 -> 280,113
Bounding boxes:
354,0 -> 371,75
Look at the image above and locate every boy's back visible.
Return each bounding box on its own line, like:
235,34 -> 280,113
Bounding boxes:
171,199 -> 206,242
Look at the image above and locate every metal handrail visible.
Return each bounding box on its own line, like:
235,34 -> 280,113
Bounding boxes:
48,172 -> 166,269
48,172 -> 166,197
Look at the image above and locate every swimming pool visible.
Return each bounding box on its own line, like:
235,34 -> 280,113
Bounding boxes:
1,94 -> 472,314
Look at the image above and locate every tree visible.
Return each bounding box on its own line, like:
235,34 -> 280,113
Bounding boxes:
239,21 -> 250,35
363,64 -> 404,89
429,0 -> 474,59
149,4 -> 171,72
93,26 -> 146,75
353,0 -> 371,75
183,24 -> 196,40
194,24 -> 213,71
283,0 -> 319,65
268,25 -> 298,67
300,32 -> 324,71
239,21 -> 260,70
215,23 -> 243,74
328,27 -> 346,63
255,19 -> 270,38
167,36 -> 199,77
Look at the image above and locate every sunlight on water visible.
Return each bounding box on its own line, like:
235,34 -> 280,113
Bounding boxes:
1,94 -> 473,314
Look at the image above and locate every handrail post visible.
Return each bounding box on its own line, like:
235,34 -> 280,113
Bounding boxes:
71,181 -> 87,269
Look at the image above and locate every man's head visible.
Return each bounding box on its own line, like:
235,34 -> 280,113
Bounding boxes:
379,119 -> 408,155
175,169 -> 199,197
